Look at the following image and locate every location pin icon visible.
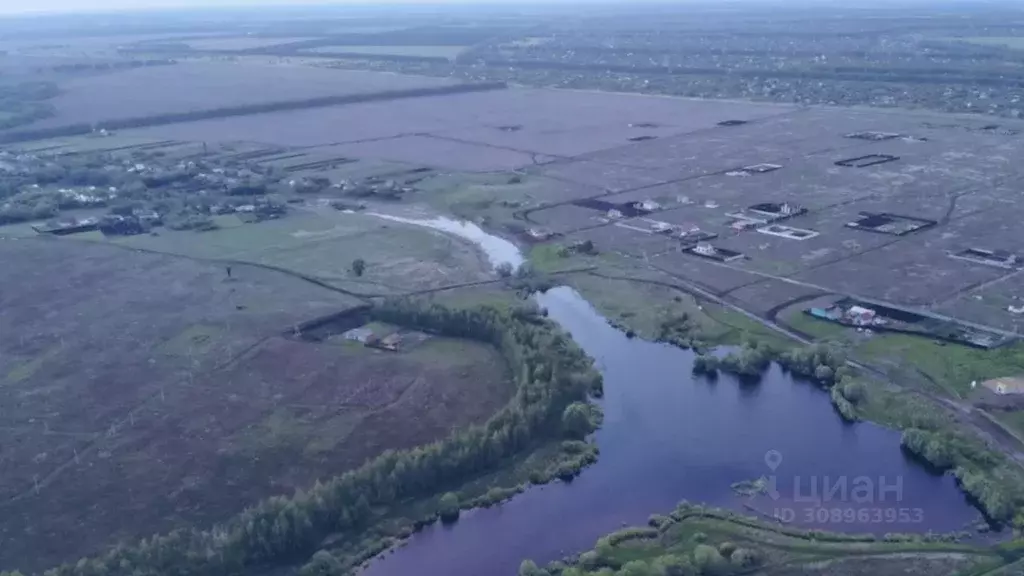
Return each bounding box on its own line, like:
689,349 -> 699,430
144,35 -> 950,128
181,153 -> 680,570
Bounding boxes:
764,450 -> 783,472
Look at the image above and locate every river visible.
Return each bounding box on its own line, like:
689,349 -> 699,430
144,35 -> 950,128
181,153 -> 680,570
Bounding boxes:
359,214 -> 980,576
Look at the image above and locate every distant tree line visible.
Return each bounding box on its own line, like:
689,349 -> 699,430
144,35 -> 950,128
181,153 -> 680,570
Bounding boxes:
474,58 -> 1024,88
0,81 -> 58,131
48,59 -> 176,73
0,83 -> 509,144
18,299 -> 602,576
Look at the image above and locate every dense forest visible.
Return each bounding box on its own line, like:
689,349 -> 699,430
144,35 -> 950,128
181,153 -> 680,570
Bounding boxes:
9,299 -> 602,576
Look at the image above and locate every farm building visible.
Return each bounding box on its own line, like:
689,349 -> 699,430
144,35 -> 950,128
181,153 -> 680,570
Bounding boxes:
847,306 -> 877,326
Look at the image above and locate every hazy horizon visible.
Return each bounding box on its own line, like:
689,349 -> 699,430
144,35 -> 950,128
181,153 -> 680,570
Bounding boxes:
2,0 -> 598,17
0,0 -> 964,17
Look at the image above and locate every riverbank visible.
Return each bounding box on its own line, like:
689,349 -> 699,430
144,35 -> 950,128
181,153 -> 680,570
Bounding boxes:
522,502 -> 1019,576
360,284 -> 984,576
518,239 -> 1024,533
22,296 -> 603,576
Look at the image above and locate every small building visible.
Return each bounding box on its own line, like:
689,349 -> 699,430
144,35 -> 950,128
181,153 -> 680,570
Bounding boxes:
638,199 -> 661,212
607,209 -> 623,220
133,209 -> 163,225
650,221 -> 674,233
981,377 -> 1024,396
365,332 -> 401,352
730,219 -> 758,230
846,306 -> 877,326
694,243 -> 717,257
99,215 -> 147,236
380,333 -> 402,351
342,327 -> 373,343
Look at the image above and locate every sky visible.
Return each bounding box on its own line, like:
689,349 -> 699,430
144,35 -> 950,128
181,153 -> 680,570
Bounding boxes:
1,0 -> 540,17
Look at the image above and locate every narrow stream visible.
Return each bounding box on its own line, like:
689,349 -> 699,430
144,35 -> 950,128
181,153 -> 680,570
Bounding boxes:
368,213 -> 524,270
358,215 -> 980,576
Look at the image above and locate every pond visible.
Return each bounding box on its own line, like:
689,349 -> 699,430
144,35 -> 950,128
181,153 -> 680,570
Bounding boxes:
359,220 -> 980,576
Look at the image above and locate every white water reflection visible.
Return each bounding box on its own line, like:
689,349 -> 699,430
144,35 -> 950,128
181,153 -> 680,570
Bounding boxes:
368,212 -> 524,270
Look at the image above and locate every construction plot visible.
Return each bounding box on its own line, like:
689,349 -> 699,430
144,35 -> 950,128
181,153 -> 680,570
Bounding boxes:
684,242 -> 744,262
846,212 -> 937,236
835,154 -> 900,168
757,224 -> 820,240
845,131 -> 903,141
950,248 -> 1021,269
726,163 -> 782,176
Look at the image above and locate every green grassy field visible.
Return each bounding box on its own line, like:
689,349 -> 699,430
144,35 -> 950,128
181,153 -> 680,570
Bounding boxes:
0,228 -> 515,571
781,308 -> 851,341
76,208 -> 495,294
994,410 -> 1024,441
856,334 -> 1024,399
418,171 -> 544,230
529,248 -> 796,349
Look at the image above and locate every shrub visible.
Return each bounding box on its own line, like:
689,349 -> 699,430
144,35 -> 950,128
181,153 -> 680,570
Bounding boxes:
438,492 -> 460,523
692,354 -> 719,375
651,554 -> 697,576
299,551 -> 343,576
351,258 -> 366,277
730,548 -> 762,568
648,514 -> 672,529
717,542 -> 737,558
562,402 -> 597,439
692,544 -> 728,575
814,364 -> 835,383
518,559 -> 550,576
841,380 -> 867,404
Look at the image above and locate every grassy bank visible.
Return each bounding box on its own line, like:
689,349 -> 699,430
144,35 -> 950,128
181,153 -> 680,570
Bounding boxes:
856,334 -> 1024,400
527,247 -> 792,349
525,246 -> 1024,531
523,502 -> 1010,576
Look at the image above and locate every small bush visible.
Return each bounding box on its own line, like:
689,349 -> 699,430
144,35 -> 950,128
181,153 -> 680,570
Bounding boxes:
693,544 -> 727,575
438,492 -> 460,523
730,548 -> 762,568
717,542 -> 737,558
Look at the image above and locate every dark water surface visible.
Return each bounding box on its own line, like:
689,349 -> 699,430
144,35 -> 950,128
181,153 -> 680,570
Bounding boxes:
361,287 -> 978,576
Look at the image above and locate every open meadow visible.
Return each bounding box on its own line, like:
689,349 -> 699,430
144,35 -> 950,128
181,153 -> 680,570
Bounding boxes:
5,62 -> 461,134
0,237 -> 512,571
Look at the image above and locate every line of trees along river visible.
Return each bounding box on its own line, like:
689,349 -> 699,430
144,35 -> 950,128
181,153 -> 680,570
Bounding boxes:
10,299 -> 602,576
